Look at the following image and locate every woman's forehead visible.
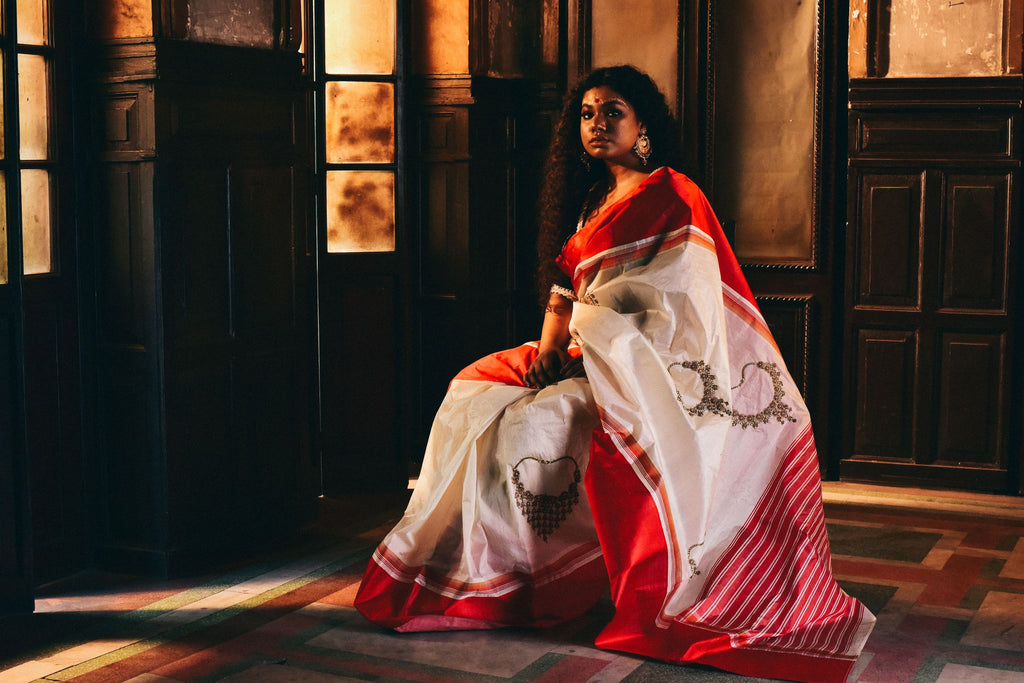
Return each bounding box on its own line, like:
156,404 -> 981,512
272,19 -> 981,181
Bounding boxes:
581,86 -> 632,108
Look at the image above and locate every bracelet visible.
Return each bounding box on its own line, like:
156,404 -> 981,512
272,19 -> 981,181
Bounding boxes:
550,284 -> 578,302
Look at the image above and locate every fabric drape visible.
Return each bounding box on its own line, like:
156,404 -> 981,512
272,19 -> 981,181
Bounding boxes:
356,168 -> 874,682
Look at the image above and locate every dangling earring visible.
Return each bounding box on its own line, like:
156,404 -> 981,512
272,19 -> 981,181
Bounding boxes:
579,151 -> 592,171
633,126 -> 652,166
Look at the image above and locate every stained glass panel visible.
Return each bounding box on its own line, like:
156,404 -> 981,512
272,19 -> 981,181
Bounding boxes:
326,81 -> 395,163
21,169 -> 51,274
19,53 -> 48,160
17,0 -> 48,45
326,170 -> 395,252
325,0 -> 395,74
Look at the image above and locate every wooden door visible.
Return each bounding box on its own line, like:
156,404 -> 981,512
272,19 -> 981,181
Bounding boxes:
843,78 -> 1021,492
315,1 -> 411,494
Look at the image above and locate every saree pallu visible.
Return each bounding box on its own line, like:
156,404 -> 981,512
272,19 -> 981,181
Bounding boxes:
356,168 -> 874,682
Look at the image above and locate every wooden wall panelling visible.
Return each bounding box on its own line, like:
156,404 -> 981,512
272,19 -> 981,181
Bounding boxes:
936,332 -> 1007,466
756,295 -> 817,399
844,76 -> 1021,493
410,75 -> 557,454
319,274 -> 401,493
0,314 -> 33,614
93,41 -> 315,576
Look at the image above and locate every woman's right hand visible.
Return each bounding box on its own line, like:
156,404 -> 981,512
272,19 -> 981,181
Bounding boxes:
525,349 -> 586,388
525,349 -> 567,388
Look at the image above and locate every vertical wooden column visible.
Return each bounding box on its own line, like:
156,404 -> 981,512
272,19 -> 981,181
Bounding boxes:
409,0 -> 562,448
92,39 -> 315,576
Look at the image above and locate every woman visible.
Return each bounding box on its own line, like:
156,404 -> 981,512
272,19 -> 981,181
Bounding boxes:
356,66 -> 874,682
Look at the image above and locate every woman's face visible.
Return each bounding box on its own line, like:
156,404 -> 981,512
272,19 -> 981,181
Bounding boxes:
579,86 -> 644,167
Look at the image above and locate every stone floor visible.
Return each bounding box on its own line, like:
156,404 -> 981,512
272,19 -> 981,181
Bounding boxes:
0,484 -> 1022,683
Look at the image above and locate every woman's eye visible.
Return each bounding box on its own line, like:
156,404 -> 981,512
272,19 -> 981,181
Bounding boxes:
581,112 -> 593,120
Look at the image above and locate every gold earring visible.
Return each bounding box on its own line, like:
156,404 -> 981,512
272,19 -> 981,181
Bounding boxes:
633,126 -> 651,166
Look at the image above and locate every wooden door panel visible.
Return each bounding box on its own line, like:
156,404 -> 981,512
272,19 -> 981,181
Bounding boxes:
0,313 -> 32,614
855,173 -> 923,308
936,332 -> 1007,467
853,329 -> 917,461
941,173 -> 1010,311
845,78 -> 1020,493
319,273 -> 404,494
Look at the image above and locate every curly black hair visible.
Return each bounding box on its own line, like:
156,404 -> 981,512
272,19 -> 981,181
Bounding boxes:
535,65 -> 684,301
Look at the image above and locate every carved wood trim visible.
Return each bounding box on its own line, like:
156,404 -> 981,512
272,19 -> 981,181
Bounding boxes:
704,0 -> 827,272
849,76 -> 1024,110
755,294 -> 816,398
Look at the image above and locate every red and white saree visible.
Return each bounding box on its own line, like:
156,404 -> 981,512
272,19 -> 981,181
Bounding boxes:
356,168 -> 874,682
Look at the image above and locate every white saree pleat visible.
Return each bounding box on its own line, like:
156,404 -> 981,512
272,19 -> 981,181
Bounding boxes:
371,371 -> 602,604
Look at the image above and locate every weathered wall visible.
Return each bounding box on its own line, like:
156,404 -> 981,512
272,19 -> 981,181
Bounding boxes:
850,0 -> 1023,77
713,0 -> 817,263
412,0 -> 470,74
95,0 -> 153,38
186,0 -> 277,48
591,0 -> 679,109
890,0 -> 1006,76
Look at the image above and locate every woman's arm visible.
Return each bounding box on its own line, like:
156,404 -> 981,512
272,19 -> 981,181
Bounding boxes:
524,292 -> 574,388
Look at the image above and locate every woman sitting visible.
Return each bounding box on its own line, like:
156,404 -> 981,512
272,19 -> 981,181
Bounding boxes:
355,65 -> 874,683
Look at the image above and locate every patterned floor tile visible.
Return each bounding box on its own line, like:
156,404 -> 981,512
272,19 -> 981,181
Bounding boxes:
218,662 -> 365,682
961,591 -> 1024,651
827,523 -> 943,563
934,663 -> 1024,682
1001,538 -> 1024,580
306,607 -> 560,677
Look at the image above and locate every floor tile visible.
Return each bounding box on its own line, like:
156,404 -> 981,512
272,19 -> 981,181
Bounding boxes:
1000,538 -> 1024,580
935,663 -> 1024,682
961,591 -> 1024,651
218,662 -> 364,682
306,607 -> 559,677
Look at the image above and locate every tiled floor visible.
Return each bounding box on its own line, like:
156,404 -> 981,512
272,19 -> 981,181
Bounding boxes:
1,485 -> 1023,683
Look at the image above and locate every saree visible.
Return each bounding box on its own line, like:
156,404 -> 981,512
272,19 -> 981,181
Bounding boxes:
355,168 -> 875,682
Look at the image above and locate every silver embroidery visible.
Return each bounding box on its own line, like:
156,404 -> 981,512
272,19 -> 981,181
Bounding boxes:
729,361 -> 798,428
512,456 -> 581,542
669,360 -> 730,417
670,358 -> 797,429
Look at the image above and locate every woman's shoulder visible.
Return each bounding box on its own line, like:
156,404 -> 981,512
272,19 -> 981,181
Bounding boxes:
643,167 -> 708,206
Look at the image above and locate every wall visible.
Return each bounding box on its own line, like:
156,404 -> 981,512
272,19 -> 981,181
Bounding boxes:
591,0 -> 679,108
850,0 -> 1023,77
95,0 -> 152,38
712,0 -> 817,263
412,0 -> 469,74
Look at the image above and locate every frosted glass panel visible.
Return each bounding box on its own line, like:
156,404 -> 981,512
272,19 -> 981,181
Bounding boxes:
326,81 -> 395,163
0,174 -> 7,285
22,169 -> 51,274
19,54 -> 49,160
325,0 -> 395,74
0,53 -> 5,160
18,0 -> 48,45
326,171 -> 395,252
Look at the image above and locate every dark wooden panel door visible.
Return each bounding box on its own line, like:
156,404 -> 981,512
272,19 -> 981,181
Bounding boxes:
844,88 -> 1020,493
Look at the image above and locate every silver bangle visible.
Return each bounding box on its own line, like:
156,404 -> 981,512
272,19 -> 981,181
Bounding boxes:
550,284 -> 578,301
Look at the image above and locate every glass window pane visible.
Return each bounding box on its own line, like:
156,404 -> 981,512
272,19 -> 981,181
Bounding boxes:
326,170 -> 395,253
18,0 -> 48,45
0,53 -> 5,160
19,54 -> 49,160
22,169 -> 52,274
0,173 -> 7,284
326,81 -> 395,163
325,0 -> 395,74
